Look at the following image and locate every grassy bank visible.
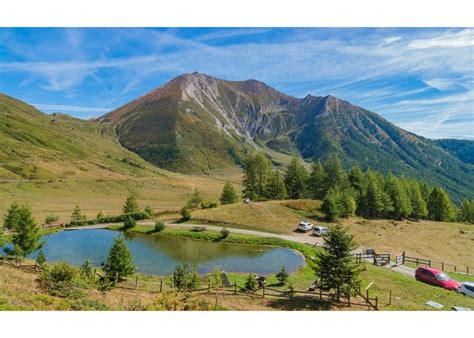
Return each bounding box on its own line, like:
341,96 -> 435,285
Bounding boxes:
359,264 -> 474,310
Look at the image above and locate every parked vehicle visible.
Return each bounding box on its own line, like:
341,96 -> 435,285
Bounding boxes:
296,221 -> 313,232
313,226 -> 330,237
458,282 -> 474,298
415,266 -> 461,290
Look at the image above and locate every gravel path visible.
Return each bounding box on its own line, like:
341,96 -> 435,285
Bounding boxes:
67,221 -> 326,246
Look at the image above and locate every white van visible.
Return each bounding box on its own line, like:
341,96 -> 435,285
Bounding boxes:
313,226 -> 330,237
296,221 -> 313,232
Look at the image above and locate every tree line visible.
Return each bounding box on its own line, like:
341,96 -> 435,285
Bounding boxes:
242,153 -> 474,223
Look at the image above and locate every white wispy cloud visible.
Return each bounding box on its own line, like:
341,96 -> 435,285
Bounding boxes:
407,29 -> 474,49
33,103 -> 112,113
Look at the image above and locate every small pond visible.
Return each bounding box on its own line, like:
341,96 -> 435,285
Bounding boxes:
3,229 -> 305,275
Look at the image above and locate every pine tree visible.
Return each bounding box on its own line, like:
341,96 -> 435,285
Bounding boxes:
322,189 -> 339,222
123,194 -> 139,214
180,206 -> 191,222
284,157 -> 309,199
11,205 -> 43,260
242,154 -> 258,200
70,205 -> 86,225
220,182 -> 238,205
427,187 -> 454,222
36,250 -> 46,266
276,266 -> 289,285
348,165 -> 365,196
308,161 -> 326,199
104,235 -> 135,280
267,170 -> 287,200
3,202 -> 21,230
322,155 -> 349,194
314,225 -> 361,299
338,192 -> 356,218
408,182 -> 428,219
385,175 -> 411,220
80,258 -> 94,279
459,199 -> 474,224
362,179 -> 384,218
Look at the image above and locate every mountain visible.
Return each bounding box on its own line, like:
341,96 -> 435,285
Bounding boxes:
435,139 -> 474,165
0,93 -> 161,180
100,73 -> 474,201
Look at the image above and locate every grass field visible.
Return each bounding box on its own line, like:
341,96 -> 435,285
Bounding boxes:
190,201 -> 474,268
191,199 -> 322,233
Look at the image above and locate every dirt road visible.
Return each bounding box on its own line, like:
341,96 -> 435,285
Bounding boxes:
67,221 -> 326,246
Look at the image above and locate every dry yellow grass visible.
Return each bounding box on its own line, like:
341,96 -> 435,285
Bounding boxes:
340,218 -> 474,267
0,172 -> 238,223
192,199 -> 321,233
192,200 -> 473,267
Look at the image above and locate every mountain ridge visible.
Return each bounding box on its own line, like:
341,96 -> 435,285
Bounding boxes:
98,72 -> 474,201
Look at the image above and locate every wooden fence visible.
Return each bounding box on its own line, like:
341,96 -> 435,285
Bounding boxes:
399,252 -> 473,276
115,277 -> 379,310
0,256 -> 42,272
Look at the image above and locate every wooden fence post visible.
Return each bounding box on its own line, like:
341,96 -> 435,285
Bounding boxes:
135,275 -> 138,290
375,296 -> 378,310
115,272 -> 119,285
262,284 -> 265,299
234,283 -> 237,295
319,288 -> 322,300
160,279 -> 163,293
388,290 -> 392,306
428,260 -> 431,267
442,262 -> 444,271
467,267 -> 470,275
347,293 -> 350,307
402,251 -> 405,264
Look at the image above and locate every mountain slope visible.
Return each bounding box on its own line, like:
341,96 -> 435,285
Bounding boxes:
435,139 -> 474,165
99,73 -> 474,201
0,93 -> 162,180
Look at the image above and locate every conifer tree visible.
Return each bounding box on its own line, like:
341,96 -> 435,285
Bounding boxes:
427,187 -> 454,222
284,157 -> 309,199
11,205 -> 43,260
348,165 -> 365,196
267,170 -> 287,200
104,235 -> 135,280
322,189 -> 339,221
314,225 -> 361,299
362,179 -> 384,218
3,202 -> 21,230
70,205 -> 86,225
459,199 -> 474,224
408,182 -> 428,219
308,161 -> 326,199
220,182 -> 238,205
385,175 -> 411,220
338,192 -> 356,218
123,194 -> 140,214
322,155 -> 349,194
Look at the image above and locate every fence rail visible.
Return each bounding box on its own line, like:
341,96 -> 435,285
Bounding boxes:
398,252 -> 472,276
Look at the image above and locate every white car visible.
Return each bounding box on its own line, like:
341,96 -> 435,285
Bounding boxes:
297,221 -> 313,232
458,282 -> 474,298
313,226 -> 330,237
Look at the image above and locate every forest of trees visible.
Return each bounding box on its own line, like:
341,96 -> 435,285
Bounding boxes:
242,153 -> 474,223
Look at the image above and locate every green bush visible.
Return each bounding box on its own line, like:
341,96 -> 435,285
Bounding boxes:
276,266 -> 289,285
180,207 -> 191,222
44,214 -> 59,225
220,227 -> 230,239
201,201 -> 218,209
154,221 -> 166,232
123,216 -> 137,230
244,274 -> 257,291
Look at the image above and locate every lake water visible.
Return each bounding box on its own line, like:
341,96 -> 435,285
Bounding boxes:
5,229 -> 304,275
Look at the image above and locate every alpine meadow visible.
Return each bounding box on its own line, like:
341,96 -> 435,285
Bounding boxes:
1,27 -> 473,312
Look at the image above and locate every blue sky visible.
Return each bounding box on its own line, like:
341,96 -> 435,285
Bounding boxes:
0,28 -> 472,139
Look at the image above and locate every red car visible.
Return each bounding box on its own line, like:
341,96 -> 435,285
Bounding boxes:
415,266 -> 460,290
